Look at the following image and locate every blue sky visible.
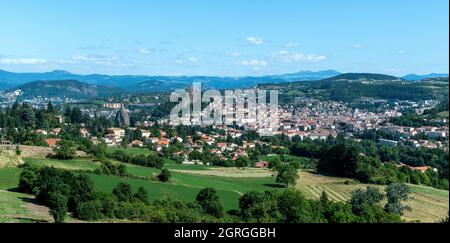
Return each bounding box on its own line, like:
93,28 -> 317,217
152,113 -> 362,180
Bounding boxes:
0,0 -> 448,76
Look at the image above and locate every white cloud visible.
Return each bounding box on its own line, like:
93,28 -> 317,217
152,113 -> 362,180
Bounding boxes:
284,42 -> 299,48
71,55 -> 129,66
270,51 -> 326,63
396,50 -> 405,55
237,59 -> 268,67
174,57 -> 198,65
137,48 -> 152,55
0,58 -> 47,65
246,37 -> 263,45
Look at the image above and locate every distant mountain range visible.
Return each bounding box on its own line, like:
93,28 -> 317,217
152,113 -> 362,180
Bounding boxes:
0,69 -> 448,101
402,73 -> 449,81
0,69 -> 344,92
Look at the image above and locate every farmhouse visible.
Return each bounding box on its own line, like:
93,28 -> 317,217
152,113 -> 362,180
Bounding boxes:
255,161 -> 269,168
45,138 -> 61,147
80,128 -> 90,138
140,130 -> 151,138
35,129 -> 48,136
51,128 -> 62,136
128,140 -> 144,148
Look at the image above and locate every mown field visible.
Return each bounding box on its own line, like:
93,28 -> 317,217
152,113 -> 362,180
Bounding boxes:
296,170 -> 449,222
0,146 -> 448,222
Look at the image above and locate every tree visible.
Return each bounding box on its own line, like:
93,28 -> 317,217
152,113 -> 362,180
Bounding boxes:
196,187 -> 224,217
47,102 -> 55,113
384,183 -> 411,216
18,165 -> 39,194
235,156 -> 251,168
113,182 -> 133,202
276,189 -> 324,223
48,192 -> 68,223
158,168 -> 172,182
15,145 -> 21,155
276,165 -> 299,187
70,107 -> 83,123
317,141 -> 361,177
350,186 -> 384,214
239,191 -> 280,223
53,140 -> 76,160
134,186 -> 149,204
320,191 -> 330,206
117,164 -> 128,177
268,158 -> 282,170
76,200 -> 103,221
70,174 -> 95,210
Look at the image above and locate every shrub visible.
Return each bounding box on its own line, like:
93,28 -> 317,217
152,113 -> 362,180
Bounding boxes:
76,200 -> 103,220
158,168 -> 172,182
113,182 -> 133,202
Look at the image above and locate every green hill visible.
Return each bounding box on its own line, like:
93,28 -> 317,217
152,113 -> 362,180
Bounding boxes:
321,73 -> 402,82
11,80 -> 124,100
259,74 -> 447,103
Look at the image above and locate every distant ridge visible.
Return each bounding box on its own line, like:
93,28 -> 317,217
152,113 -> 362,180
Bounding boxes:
11,80 -> 123,100
321,73 -> 402,82
0,69 -> 342,91
267,70 -> 341,81
402,73 -> 449,81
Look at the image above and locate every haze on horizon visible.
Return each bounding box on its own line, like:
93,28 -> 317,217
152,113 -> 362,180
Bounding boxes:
0,0 -> 448,77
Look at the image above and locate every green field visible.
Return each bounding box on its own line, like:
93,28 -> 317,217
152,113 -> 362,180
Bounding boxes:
0,167 -> 22,190
106,147 -> 156,156
90,174 -> 242,211
437,111 -> 449,119
90,166 -> 279,211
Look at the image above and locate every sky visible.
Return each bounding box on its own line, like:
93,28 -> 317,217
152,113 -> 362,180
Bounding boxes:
0,0 -> 448,76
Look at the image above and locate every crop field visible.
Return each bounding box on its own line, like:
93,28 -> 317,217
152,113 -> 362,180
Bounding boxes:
296,170 -> 449,222
105,147 -> 156,156
171,167 -> 274,178
23,158 -> 100,171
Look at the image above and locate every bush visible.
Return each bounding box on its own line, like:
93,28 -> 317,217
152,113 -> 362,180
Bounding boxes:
158,168 -> 172,182
134,187 -> 149,204
113,182 -> 134,202
196,187 -> 224,218
76,200 -> 103,220
48,192 -> 68,223
276,165 -> 299,187
52,140 -> 76,160
18,165 -> 39,194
